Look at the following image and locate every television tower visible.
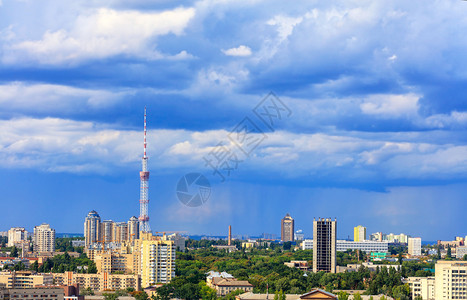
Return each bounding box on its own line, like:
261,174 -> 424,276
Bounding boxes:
139,107 -> 151,233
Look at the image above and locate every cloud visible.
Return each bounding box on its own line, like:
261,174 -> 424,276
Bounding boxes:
360,94 -> 420,118
2,7 -> 195,64
222,45 -> 252,57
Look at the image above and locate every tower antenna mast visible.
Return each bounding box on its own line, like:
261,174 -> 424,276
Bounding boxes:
139,107 -> 151,232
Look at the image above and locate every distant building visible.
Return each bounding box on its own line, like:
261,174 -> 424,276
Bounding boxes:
235,289 -> 338,299
52,271 -> 140,291
0,271 -> 53,288
435,260 -> 467,300
354,225 -> 366,242
206,271 -> 253,297
127,216 -> 139,242
313,218 -> 336,273
369,232 -> 383,242
7,228 -> 28,247
163,233 -> 186,252
294,230 -> 305,241
71,240 -> 85,248
33,223 -> 55,253
100,220 -> 113,243
302,239 -> 388,253
284,261 -> 309,271
408,237 -> 422,256
456,246 -> 467,259
281,213 -> 294,242
84,211 -> 101,247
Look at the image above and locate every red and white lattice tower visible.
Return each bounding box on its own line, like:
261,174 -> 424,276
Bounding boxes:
139,107 -> 151,233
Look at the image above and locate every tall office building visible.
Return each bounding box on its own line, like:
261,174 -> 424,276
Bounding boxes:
128,216 -> 139,242
281,213 -> 294,242
408,237 -> 422,256
313,218 -> 336,273
33,223 -> 55,253
84,210 -> 101,247
354,225 -> 366,242
140,239 -> 176,287
7,227 -> 28,247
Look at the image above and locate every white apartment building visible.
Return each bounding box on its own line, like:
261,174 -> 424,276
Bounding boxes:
408,237 -> 422,256
33,223 -> 55,253
7,228 -> 28,247
457,246 -> 467,259
302,239 -> 388,253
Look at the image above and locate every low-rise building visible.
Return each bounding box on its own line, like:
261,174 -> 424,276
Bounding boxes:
209,277 -> 253,297
456,246 -> 467,259
302,239 -> 388,253
405,277 -> 435,300
0,287 -> 64,300
52,272 -> 140,292
284,261 -> 310,271
0,271 -> 53,288
236,289 -> 338,299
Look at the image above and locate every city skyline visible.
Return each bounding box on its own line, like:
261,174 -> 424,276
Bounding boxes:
1,1 -> 467,240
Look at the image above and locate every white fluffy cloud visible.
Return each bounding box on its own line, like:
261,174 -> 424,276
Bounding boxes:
360,94 -> 420,118
2,7 -> 195,64
222,45 -> 252,57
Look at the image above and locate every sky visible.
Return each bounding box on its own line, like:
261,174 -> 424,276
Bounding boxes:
1,0 -> 467,241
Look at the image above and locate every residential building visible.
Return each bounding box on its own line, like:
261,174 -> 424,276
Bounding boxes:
235,289 -> 338,300
354,225 -> 366,242
140,239 -> 176,287
405,276 -> 435,300
302,239 -> 388,253
207,271 -> 252,297
0,271 -> 53,288
456,246 -> 467,259
294,230 -> 305,241
369,232 -> 383,242
434,260 -> 467,300
127,217 -> 139,242
112,222 -> 128,243
163,233 -> 186,252
281,213 -> 294,242
7,228 -> 28,247
94,252 -> 134,274
100,220 -> 113,243
84,211 -> 101,248
313,218 -> 336,273
0,287 -> 64,300
52,271 -> 140,292
33,223 -> 55,253
408,237 -> 422,256
284,261 -> 309,271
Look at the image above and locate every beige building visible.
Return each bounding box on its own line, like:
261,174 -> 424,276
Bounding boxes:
406,276 -> 435,300
140,239 -> 175,287
0,287 -> 64,300
435,260 -> 467,300
34,223 -> 55,253
0,271 -> 53,288
52,271 -> 140,291
84,211 -> 101,248
281,213 -> 294,242
94,252 -> 134,274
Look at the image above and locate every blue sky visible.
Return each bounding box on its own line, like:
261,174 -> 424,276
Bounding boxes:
1,0 -> 467,241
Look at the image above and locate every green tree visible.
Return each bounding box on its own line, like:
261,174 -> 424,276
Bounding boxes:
446,246 -> 452,260
398,253 -> 403,265
353,292 -> 362,300
337,291 -> 349,300
437,247 -> 441,259
154,285 -> 174,300
11,246 -> 18,257
102,293 -> 118,300
198,282 -> 216,300
463,254 -> 467,261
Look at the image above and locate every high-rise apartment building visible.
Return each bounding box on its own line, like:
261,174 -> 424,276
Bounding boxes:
354,225 -> 366,242
281,213 -> 294,242
84,210 -> 101,247
7,227 -> 28,247
128,216 -> 139,242
101,220 -> 114,243
408,237 -> 422,256
113,222 -> 128,243
33,223 -> 55,253
435,260 -> 467,300
140,239 -> 176,287
313,218 -> 336,273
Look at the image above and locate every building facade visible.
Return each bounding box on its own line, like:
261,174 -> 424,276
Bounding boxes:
281,213 -> 294,242
7,228 -> 28,247
52,271 -> 140,292
33,223 -> 55,253
0,271 -> 53,288
435,260 -> 467,300
0,287 -> 64,300
303,240 -> 388,253
84,211 -> 101,248
408,237 -> 422,256
353,225 -> 366,242
140,239 -> 176,287
313,218 -> 336,273
406,276 -> 435,300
